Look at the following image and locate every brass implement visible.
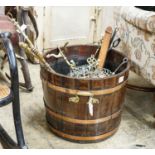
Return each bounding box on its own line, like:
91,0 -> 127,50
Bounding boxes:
19,42 -> 35,59
69,96 -> 80,103
9,17 -> 55,73
87,96 -> 99,104
58,47 -> 76,69
46,43 -> 76,70
68,95 -> 99,104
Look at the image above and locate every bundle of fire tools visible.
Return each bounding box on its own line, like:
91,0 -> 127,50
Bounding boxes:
9,17 -> 128,79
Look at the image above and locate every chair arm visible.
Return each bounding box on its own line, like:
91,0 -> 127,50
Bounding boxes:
0,32 -> 19,91
119,6 -> 155,33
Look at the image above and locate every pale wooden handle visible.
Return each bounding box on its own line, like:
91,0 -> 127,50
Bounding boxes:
98,26 -> 112,69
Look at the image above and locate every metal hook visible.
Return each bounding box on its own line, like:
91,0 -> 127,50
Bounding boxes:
112,38 -> 121,48
113,57 -> 128,74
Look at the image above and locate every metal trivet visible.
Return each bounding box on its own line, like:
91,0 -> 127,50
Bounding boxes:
68,56 -> 128,79
68,54 -> 113,79
68,65 -> 113,79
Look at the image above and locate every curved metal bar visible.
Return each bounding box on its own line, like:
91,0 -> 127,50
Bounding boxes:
127,83 -> 155,92
0,32 -> 27,149
0,125 -> 18,149
0,93 -> 13,107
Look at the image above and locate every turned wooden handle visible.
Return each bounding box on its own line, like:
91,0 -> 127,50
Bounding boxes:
98,26 -> 113,69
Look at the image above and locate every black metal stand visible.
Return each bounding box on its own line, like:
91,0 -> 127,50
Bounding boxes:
0,32 -> 27,149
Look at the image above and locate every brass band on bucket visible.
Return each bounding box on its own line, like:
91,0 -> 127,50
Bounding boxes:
48,124 -> 118,141
46,105 -> 121,125
42,79 -> 127,96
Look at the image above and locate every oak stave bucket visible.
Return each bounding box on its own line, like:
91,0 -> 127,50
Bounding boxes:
40,45 -> 130,143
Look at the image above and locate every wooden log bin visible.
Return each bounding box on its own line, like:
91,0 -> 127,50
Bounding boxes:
40,45 -> 130,143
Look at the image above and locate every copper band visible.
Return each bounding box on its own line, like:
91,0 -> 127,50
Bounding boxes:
46,106 -> 121,125
48,125 -> 118,141
42,79 -> 127,96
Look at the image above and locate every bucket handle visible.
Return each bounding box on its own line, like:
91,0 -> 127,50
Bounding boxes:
69,95 -> 99,104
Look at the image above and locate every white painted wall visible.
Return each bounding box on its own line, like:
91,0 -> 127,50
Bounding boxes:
43,6 -> 94,49
34,6 -> 44,52
0,6 -> 4,14
0,6 -> 116,51
50,7 -> 90,42
35,6 -> 115,51
101,6 -> 115,35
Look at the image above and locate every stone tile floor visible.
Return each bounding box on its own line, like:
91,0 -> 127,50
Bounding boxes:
0,62 -> 155,149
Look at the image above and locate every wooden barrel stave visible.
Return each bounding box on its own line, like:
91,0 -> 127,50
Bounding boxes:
46,110 -> 121,136
40,70 -> 129,91
43,85 -> 126,119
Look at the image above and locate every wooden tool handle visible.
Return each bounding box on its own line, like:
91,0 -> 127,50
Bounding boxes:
98,26 -> 113,69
